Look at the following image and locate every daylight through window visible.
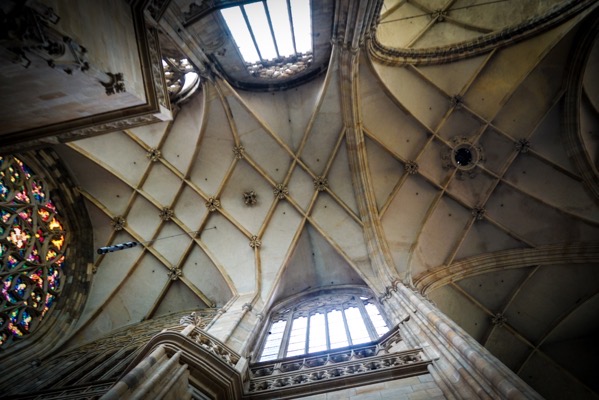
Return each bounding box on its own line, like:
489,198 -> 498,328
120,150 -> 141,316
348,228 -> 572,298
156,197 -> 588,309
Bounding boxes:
259,291 -> 389,362
220,0 -> 313,79
0,156 -> 68,348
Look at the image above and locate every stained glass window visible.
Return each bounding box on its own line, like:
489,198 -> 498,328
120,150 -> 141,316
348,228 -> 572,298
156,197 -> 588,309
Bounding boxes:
258,290 -> 389,361
0,156 -> 67,348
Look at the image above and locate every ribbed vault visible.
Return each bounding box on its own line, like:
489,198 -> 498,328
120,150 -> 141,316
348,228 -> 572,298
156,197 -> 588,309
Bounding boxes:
48,1 -> 599,398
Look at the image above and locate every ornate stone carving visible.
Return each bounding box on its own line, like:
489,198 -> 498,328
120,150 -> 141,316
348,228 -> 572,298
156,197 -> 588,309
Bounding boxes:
159,207 -> 174,221
491,313 -> 507,327
65,114 -> 162,139
146,148 -> 161,162
145,0 -> 170,22
243,191 -> 257,206
180,311 -> 203,326
188,328 -> 240,367
205,197 -> 221,212
249,235 -> 262,249
450,95 -> 463,109
242,303 -> 253,311
515,139 -> 531,154
146,28 -> 169,110
313,176 -> 329,192
431,9 -> 448,22
370,0 -> 593,65
441,136 -> 485,180
472,206 -> 486,221
111,216 -> 126,231
233,145 -> 245,160
273,184 -> 289,199
248,332 -> 427,394
168,267 -> 182,281
404,161 -> 419,175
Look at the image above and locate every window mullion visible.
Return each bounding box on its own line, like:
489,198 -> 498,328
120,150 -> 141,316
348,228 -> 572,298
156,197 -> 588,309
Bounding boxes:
358,299 -> 378,341
324,310 -> 331,351
240,5 -> 264,62
304,312 -> 311,355
341,305 -> 353,346
278,311 -> 294,359
286,0 -> 297,55
262,1 -> 280,59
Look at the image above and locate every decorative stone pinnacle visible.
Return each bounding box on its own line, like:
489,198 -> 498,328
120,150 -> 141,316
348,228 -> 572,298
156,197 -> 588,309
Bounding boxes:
491,313 -> 507,327
273,183 -> 289,199
111,216 -> 126,231
168,267 -> 182,280
233,145 -> 245,160
205,197 -> 221,212
159,207 -> 174,221
472,206 -> 486,221
147,148 -> 161,162
515,139 -> 531,154
249,235 -> 262,249
450,95 -> 462,108
313,176 -> 329,192
404,161 -> 419,175
243,190 -> 257,206
242,303 -> 253,311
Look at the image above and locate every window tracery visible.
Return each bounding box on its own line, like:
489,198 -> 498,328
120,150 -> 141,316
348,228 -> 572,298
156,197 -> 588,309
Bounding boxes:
0,156 -> 67,348
220,0 -> 313,79
259,290 -> 390,362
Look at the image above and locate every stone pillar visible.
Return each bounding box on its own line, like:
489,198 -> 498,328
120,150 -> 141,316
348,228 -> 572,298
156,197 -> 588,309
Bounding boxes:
386,283 -> 542,400
205,294 -> 258,355
100,346 -> 192,400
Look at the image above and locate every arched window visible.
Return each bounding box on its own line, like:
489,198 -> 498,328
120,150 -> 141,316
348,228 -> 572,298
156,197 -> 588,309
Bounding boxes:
0,156 -> 68,348
258,290 -> 390,362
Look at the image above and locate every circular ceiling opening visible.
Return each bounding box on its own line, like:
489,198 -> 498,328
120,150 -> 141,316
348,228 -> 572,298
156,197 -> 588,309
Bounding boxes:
454,148 -> 473,167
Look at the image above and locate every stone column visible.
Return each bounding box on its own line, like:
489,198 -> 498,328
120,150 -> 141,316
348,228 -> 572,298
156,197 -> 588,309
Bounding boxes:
100,346 -> 192,400
387,283 -> 543,400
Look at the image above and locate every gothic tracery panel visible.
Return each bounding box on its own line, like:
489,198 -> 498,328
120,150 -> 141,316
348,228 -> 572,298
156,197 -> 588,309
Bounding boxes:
0,156 -> 68,348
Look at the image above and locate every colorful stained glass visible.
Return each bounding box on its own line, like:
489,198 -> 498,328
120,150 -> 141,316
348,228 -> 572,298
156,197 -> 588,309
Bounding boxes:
37,208 -> 50,222
0,183 -> 8,201
7,225 -> 30,249
0,156 -> 68,348
1,209 -> 12,223
14,187 -> 29,203
31,180 -> 45,202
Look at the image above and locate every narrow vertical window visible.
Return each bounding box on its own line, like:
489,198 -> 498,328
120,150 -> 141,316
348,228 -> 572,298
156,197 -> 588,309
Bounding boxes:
286,316 -> 308,357
260,319 -> 287,361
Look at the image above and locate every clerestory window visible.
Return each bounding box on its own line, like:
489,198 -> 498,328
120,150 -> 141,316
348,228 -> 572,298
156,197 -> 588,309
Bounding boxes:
220,0 -> 313,79
258,290 -> 390,362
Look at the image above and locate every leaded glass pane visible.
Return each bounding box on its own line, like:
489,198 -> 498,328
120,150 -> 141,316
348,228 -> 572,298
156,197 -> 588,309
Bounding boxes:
286,316 -> 307,357
0,156 -> 68,348
308,312 -> 326,353
365,303 -> 389,336
327,309 -> 349,349
344,307 -> 370,345
260,319 -> 287,361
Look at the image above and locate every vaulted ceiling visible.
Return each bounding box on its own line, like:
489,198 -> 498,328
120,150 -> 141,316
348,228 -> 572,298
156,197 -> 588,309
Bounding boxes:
47,1 -> 599,399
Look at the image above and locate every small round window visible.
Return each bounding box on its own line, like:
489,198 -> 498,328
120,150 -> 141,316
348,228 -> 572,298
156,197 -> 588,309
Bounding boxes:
0,156 -> 68,348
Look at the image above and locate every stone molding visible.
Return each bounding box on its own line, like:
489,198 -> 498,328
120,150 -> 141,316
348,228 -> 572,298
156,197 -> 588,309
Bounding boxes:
369,0 -> 597,66
563,10 -> 599,200
414,242 -> 599,294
